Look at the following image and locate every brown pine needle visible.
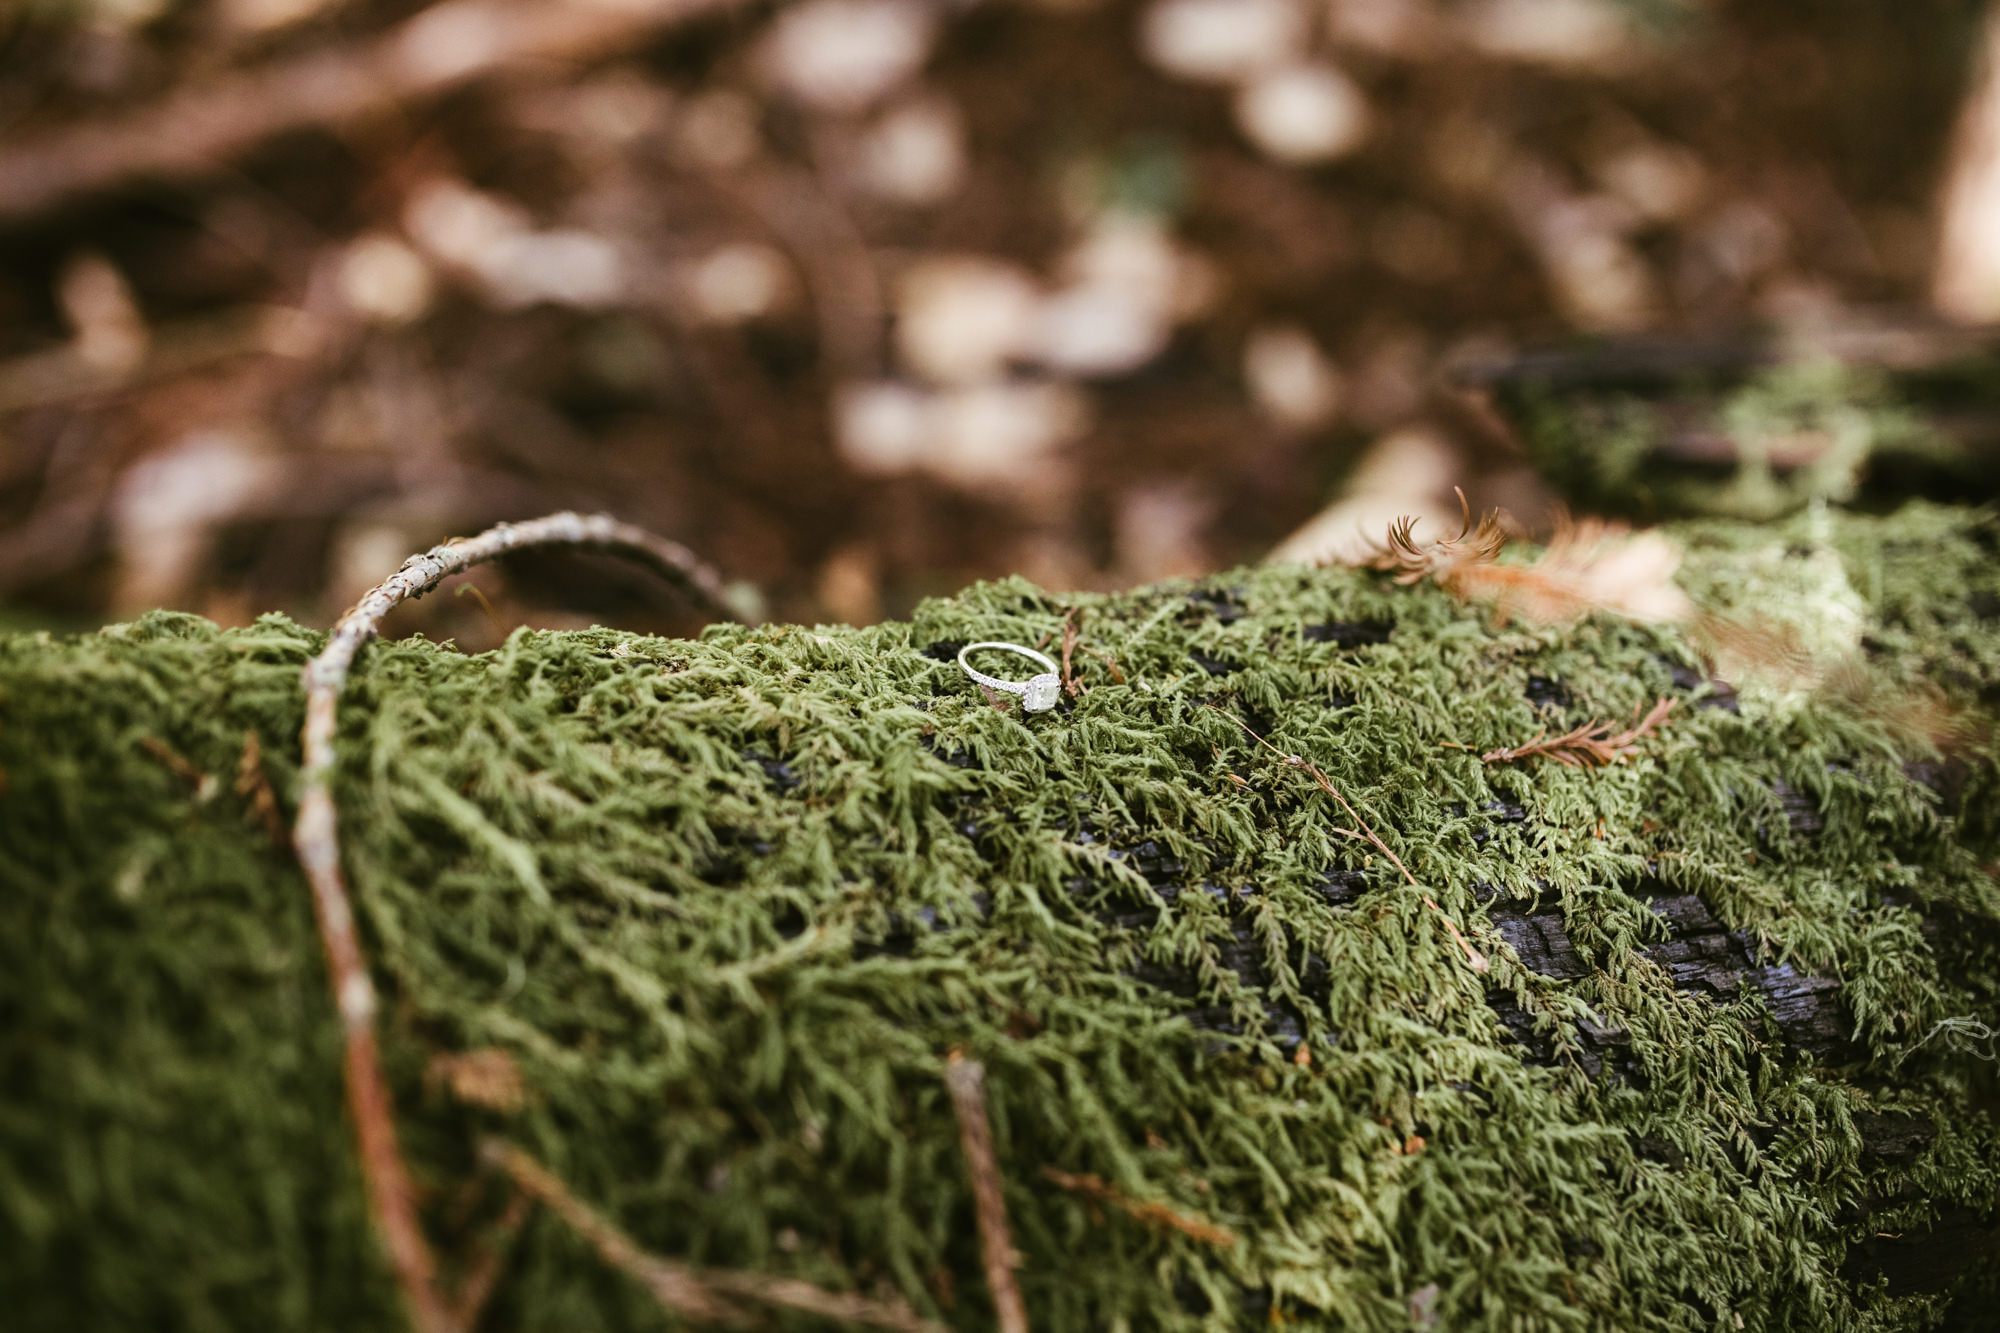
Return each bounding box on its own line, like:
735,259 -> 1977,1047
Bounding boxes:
138,735 -> 217,800
1205,705 -> 1488,972
1060,609 -> 1082,697
234,729 -> 285,845
1481,697 -> 1676,768
483,1141 -> 943,1332
1039,1167 -> 1237,1248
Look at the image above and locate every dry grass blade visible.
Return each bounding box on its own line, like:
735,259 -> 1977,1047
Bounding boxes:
1205,704 -> 1488,972
1482,697 -> 1677,768
1039,1167 -> 1237,1248
483,1141 -> 945,1331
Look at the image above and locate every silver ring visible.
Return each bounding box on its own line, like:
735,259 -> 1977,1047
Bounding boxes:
957,641 -> 1062,712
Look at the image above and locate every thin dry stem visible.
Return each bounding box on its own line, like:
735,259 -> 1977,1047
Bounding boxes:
1481,697 -> 1677,768
482,1141 -> 943,1331
292,512 -> 742,1333
1207,705 -> 1488,971
1038,1167 -> 1237,1248
944,1053 -> 1030,1333
1060,610 -> 1082,698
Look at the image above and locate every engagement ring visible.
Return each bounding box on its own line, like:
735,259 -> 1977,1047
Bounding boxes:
957,641 -> 1062,712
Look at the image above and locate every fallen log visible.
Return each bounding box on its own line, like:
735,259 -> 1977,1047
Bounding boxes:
2,500 -> 1998,1330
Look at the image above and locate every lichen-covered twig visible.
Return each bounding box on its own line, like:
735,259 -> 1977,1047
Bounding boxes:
1038,1167 -> 1236,1248
1481,697 -> 1676,768
292,512 -> 742,1333
1209,705 -> 1489,972
481,1141 -> 943,1332
944,1053 -> 1030,1333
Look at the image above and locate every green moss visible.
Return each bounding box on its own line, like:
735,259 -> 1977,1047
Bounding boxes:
1506,363 -> 1972,521
3,504 -> 1999,1331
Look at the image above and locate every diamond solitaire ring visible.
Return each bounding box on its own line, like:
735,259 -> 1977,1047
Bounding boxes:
957,641 -> 1063,713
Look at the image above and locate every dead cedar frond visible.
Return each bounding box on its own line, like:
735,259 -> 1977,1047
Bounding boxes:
1040,1167 -> 1238,1248
1368,489 -> 1509,588
1483,697 -> 1676,768
1368,494 -> 1693,627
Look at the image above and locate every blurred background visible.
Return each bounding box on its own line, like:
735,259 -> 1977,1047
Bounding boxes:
0,0 -> 1994,642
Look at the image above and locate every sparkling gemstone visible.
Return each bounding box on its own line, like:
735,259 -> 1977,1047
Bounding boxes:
1022,673 -> 1061,712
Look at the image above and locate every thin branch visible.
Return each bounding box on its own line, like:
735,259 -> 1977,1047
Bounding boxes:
0,0 -> 746,221
1038,1167 -> 1236,1248
482,1141 -> 942,1332
943,1053 -> 1030,1333
1206,705 -> 1488,972
291,512 -> 743,1333
1481,697 -> 1676,768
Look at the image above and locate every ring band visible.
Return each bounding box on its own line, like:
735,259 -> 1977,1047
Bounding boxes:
957,641 -> 1062,712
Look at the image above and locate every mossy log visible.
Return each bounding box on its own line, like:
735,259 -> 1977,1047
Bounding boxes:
5,503 -> 2000,1331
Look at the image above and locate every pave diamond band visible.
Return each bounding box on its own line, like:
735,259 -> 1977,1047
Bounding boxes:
957,641 -> 1063,713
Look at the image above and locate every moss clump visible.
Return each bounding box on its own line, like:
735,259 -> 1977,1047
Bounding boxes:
1502,362 -> 1980,521
4,502 -> 1999,1332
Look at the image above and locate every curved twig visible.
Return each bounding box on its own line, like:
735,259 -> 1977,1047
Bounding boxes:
292,512 -> 742,1333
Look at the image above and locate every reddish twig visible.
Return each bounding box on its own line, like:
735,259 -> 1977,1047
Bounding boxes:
1481,697 -> 1676,768
1207,705 -> 1488,972
292,512 -> 742,1333
1060,610 -> 1081,698
481,1141 -> 941,1331
1038,1167 -> 1236,1248
943,1053 -> 1030,1333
